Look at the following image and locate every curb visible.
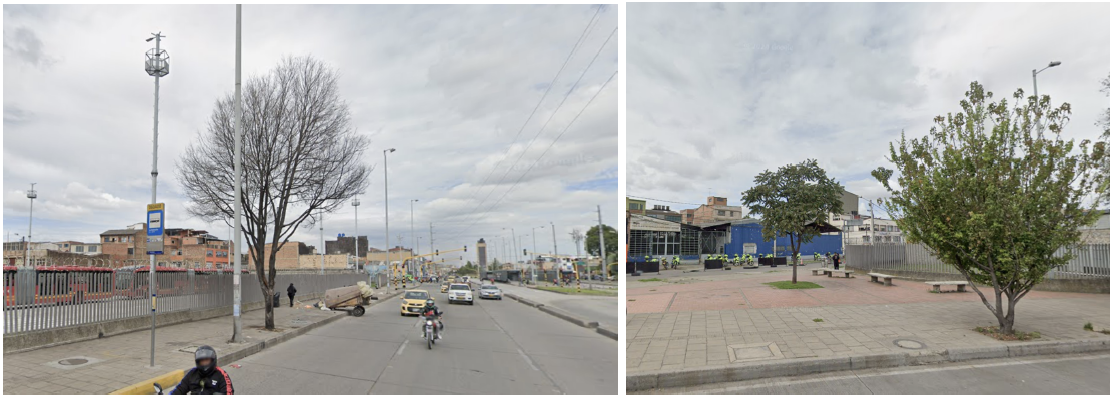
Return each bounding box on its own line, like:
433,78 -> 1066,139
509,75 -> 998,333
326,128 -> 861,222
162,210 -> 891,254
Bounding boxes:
504,292 -> 617,341
627,339 -> 1110,391
109,289 -> 402,395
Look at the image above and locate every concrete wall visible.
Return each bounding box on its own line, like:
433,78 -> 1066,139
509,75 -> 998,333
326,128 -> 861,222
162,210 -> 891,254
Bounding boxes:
297,254 -> 349,269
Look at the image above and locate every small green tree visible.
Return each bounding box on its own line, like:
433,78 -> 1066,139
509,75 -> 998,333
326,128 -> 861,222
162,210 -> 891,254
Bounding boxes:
742,159 -> 845,283
873,81 -> 1106,334
585,225 -> 618,257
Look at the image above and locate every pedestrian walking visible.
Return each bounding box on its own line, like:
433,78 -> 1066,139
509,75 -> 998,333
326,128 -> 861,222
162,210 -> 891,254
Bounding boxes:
286,283 -> 297,307
832,253 -> 841,270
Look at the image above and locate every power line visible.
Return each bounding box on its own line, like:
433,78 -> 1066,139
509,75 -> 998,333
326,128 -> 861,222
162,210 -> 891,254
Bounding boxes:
442,70 -> 618,242
448,27 -> 618,235
459,5 -> 604,210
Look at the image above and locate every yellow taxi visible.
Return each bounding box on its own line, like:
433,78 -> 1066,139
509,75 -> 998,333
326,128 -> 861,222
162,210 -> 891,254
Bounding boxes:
440,282 -> 450,293
399,289 -> 432,316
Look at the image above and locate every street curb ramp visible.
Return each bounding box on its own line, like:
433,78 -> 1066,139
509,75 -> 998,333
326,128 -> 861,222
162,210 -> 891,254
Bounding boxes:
626,339 -> 1110,391
109,289 -> 404,395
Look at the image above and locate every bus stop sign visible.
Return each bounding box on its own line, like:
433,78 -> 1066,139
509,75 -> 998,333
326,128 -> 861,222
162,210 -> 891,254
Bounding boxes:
147,203 -> 165,255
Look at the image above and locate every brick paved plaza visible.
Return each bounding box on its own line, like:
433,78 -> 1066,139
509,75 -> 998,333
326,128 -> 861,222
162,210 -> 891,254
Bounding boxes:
626,267 -> 1110,373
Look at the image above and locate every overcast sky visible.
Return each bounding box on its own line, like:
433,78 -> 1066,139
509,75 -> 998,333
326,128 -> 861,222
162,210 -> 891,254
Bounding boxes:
3,4 -> 618,265
628,2 -> 1109,218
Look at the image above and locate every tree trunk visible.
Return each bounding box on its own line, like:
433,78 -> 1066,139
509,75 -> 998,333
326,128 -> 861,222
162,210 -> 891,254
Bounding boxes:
262,284 -> 274,329
790,234 -> 798,284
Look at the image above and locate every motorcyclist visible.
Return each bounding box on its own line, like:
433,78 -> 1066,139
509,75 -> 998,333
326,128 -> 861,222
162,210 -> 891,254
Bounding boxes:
420,299 -> 443,340
169,345 -> 233,395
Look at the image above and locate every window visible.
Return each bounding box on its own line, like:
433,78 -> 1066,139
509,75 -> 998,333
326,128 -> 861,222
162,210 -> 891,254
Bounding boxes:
88,246 -> 97,253
75,246 -> 84,253
207,250 -> 213,256
127,248 -> 134,255
718,210 -> 725,216
206,262 -> 213,267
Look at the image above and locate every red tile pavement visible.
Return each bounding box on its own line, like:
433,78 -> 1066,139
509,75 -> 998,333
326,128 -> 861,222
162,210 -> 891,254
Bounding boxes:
627,270 -> 1101,314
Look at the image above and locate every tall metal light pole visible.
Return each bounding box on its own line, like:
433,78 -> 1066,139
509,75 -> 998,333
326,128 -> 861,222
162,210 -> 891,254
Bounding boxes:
25,183 -> 36,268
519,233 -> 529,286
550,221 -> 558,259
410,199 -> 418,274
1032,61 -> 1061,135
144,31 -> 169,367
383,148 -> 395,288
352,199 -> 360,269
230,5 -> 245,344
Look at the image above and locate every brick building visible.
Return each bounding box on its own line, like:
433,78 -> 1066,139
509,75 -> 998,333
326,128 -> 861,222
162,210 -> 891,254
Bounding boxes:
325,235 -> 370,258
99,224 -> 232,268
248,242 -> 314,269
685,196 -> 744,225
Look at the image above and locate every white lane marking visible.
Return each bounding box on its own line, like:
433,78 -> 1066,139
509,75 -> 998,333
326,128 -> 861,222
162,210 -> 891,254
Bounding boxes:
675,353 -> 1111,395
517,348 -> 540,371
395,339 -> 408,357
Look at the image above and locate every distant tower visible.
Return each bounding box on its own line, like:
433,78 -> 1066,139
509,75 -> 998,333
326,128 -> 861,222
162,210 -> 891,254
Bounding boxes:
477,238 -> 487,270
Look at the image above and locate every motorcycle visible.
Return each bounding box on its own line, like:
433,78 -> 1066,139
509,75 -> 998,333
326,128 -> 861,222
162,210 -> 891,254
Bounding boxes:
422,311 -> 443,349
153,383 -> 163,395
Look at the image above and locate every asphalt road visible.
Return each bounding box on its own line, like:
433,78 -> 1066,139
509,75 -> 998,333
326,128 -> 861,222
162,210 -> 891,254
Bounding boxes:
223,283 -> 618,394
643,353 -> 1110,395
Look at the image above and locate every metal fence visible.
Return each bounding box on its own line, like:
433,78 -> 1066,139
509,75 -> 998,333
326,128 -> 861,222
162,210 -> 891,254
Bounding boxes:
846,243 -> 1110,279
3,269 -> 364,335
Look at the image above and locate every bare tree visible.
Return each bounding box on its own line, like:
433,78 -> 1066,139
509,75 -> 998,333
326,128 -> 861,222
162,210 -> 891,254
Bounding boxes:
177,56 -> 372,329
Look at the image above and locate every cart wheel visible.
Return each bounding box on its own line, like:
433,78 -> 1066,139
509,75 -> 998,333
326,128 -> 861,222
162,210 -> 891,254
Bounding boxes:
352,306 -> 365,317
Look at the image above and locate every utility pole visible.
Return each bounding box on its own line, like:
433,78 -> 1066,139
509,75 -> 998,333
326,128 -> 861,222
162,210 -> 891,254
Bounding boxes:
25,183 -> 36,268
383,148 -> 395,288
319,210 -> 324,274
597,205 -> 607,279
144,30 -> 170,367
228,5 -> 245,344
429,222 -> 434,263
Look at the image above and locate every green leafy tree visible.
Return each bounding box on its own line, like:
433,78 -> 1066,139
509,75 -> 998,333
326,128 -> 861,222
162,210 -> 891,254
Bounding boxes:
872,81 -> 1106,334
585,225 -> 618,257
1097,75 -> 1110,204
457,261 -> 478,276
741,159 -> 844,284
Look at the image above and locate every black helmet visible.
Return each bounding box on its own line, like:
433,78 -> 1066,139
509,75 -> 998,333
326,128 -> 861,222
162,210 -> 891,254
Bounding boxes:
194,345 -> 218,376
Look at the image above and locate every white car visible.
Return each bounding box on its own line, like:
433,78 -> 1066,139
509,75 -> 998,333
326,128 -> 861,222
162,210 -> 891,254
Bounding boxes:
447,283 -> 473,305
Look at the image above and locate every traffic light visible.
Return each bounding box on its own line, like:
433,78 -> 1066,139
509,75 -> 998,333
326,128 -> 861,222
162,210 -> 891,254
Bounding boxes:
435,249 -> 439,256
523,249 -> 527,256
464,245 -> 467,252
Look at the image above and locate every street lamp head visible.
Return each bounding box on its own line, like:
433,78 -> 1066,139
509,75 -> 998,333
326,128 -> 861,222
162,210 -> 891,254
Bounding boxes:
386,148 -> 396,153
352,199 -> 360,207
1049,61 -> 1062,67
145,37 -> 154,42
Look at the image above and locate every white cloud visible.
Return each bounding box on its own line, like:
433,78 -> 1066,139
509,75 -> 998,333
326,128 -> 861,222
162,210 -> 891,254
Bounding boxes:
627,3 -> 1110,218
3,4 -> 618,262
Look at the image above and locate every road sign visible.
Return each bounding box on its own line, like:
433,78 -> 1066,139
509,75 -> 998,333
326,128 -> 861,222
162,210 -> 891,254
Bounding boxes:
844,219 -> 864,226
147,203 -> 165,254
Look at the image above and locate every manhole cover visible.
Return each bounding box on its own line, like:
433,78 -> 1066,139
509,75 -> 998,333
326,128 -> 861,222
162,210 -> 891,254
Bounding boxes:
45,356 -> 101,370
727,342 -> 785,363
893,339 -> 927,349
58,358 -> 89,366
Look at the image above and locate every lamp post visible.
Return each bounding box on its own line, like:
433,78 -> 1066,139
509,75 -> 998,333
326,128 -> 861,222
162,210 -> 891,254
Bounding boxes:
144,31 -> 169,368
519,233 -> 529,286
1032,61 -> 1061,135
25,183 -> 36,268
383,148 -> 395,288
410,199 -> 418,275
319,210 -> 324,274
1032,61 -> 1061,104
352,198 -> 360,270
230,4 -> 245,344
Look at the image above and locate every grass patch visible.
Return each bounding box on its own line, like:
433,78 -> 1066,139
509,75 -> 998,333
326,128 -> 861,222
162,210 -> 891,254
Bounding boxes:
638,278 -> 664,282
762,281 -> 823,290
974,326 -> 1041,341
1085,322 -> 1094,331
537,286 -> 617,296
1102,329 -> 1111,335
813,318 -> 824,322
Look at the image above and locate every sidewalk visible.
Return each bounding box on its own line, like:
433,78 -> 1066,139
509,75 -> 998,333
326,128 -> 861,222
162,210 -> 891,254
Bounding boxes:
3,289 -> 401,395
626,268 -> 1110,385
496,282 -> 619,330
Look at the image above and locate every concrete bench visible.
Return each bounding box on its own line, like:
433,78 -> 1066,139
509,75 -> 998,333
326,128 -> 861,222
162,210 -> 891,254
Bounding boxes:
815,268 -> 852,278
867,272 -> 895,286
925,281 -> 968,292
813,268 -> 831,276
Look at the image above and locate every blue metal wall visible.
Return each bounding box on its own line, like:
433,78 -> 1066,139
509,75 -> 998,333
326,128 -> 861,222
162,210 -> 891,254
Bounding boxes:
724,224 -> 843,257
